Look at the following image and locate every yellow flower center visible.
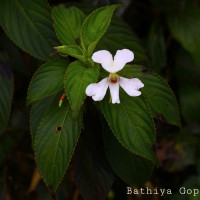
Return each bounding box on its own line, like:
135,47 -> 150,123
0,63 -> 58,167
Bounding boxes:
108,73 -> 119,84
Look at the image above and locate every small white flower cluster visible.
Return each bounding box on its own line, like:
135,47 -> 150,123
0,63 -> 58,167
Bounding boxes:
86,49 -> 144,104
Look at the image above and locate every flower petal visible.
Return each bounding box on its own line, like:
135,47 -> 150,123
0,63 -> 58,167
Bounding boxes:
113,49 -> 134,73
109,82 -> 120,104
120,77 -> 144,96
92,50 -> 113,72
86,78 -> 108,101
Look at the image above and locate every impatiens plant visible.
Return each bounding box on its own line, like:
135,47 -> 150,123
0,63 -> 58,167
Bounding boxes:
0,0 -> 181,199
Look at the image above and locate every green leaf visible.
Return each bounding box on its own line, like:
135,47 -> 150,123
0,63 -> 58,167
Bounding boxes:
0,32 -> 29,75
52,5 -> 85,45
55,45 -> 84,62
35,99 -> 82,191
167,2 -> 200,66
73,138 -> 114,200
97,18 -> 147,64
175,49 -> 200,124
30,95 -> 55,145
100,91 -> 156,162
0,0 -> 58,60
175,49 -> 200,85
27,59 -> 69,104
103,125 -> 154,186
64,61 -> 99,115
147,20 -> 166,72
0,56 -> 13,134
179,85 -> 200,124
81,5 -> 119,56
143,74 -> 181,127
119,65 -> 181,127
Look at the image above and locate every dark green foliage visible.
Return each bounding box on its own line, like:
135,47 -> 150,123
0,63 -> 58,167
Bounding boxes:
0,0 -> 199,199
0,55 -> 13,135
0,0 -> 58,60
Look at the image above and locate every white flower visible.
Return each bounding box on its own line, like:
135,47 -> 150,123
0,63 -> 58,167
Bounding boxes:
86,49 -> 144,104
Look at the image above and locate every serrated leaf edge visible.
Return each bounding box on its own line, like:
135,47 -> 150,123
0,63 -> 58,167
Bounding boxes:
120,65 -> 181,127
64,61 -> 99,116
34,102 -> 83,191
0,0 -> 55,61
152,73 -> 181,127
29,94 -> 56,147
102,129 -> 155,185
80,4 -> 119,56
52,5 -> 86,46
26,59 -> 67,105
100,97 -> 156,163
55,45 -> 85,62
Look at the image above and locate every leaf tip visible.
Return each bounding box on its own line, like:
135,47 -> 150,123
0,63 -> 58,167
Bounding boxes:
54,46 -> 64,51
